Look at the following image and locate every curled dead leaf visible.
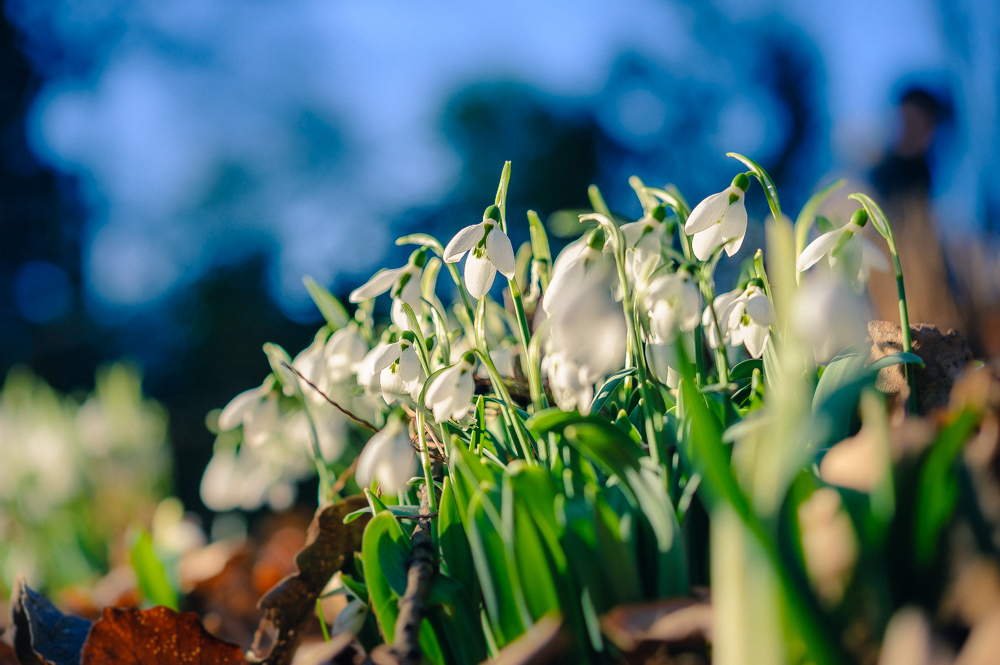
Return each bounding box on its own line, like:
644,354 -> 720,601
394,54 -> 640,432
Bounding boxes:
11,578 -> 92,665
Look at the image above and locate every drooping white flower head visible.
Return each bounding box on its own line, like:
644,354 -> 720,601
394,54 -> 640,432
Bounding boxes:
726,285 -> 774,359
543,252 -> 626,414
684,173 -> 750,261
542,228 -> 615,314
349,248 -> 428,328
643,269 -> 702,343
702,286 -> 743,349
792,273 -> 868,363
217,376 -> 280,447
621,207 -> 667,289
356,333 -> 425,405
325,325 -> 369,383
424,352 -> 476,424
443,205 -> 516,299
356,417 -> 418,494
796,209 -> 889,284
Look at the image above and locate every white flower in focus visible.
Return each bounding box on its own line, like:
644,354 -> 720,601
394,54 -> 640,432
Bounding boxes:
349,250 -> 427,328
796,209 -> 889,283
359,337 -> 425,405
684,174 -> 750,261
424,353 -> 476,424
356,419 -> 418,494
792,274 -> 868,363
443,206 -> 516,299
721,283 -> 775,359
702,286 -> 743,349
325,326 -> 369,383
643,270 -> 702,342
543,259 -> 626,414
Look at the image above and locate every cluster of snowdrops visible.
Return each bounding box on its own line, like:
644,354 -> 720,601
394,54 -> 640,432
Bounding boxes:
200,155 -> 967,663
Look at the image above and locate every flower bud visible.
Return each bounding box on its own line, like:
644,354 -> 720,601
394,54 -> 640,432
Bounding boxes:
849,208 -> 868,229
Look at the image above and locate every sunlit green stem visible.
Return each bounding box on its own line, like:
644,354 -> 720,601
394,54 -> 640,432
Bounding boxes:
474,300 -> 537,464
415,410 -> 437,516
890,249 -> 916,412
507,277 -> 546,412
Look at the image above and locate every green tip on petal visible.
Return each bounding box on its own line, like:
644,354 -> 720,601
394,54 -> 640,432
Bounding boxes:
409,247 -> 429,268
586,227 -> 606,250
732,172 -> 750,192
850,208 -> 869,228
484,204 -> 501,222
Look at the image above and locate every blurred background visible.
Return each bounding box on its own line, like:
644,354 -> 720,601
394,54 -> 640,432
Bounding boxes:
1,0 -> 998,526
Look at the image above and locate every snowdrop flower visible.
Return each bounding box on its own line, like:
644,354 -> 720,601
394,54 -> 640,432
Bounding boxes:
796,209 -> 889,283
443,205 -> 516,299
684,173 -> 750,261
621,207 -> 667,288
542,228 -> 614,314
792,273 -> 868,363
325,325 -> 369,383
424,352 -> 476,423
702,286 -> 743,349
349,249 -> 427,328
359,333 -> 425,405
714,280 -> 775,359
356,418 -> 418,494
217,377 -> 280,447
645,332 -> 695,389
643,269 -> 702,342
543,258 -> 626,413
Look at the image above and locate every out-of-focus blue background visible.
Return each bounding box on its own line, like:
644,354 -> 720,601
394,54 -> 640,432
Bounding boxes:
2,0 -> 997,515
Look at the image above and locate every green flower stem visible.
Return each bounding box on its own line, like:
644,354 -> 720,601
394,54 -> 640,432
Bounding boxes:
698,273 -> 730,386
474,299 -> 537,464
890,248 -> 916,412
507,277 -> 547,412
415,410 -> 437,516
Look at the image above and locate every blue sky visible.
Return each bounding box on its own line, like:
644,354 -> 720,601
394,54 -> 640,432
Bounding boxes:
6,0 -> 997,316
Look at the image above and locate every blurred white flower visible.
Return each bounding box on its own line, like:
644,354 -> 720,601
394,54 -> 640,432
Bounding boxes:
541,229 -> 613,313
424,353 -> 476,424
621,213 -> 666,288
797,209 -> 889,283
217,378 -> 280,447
325,326 -> 369,383
543,256 -> 626,414
356,418 -> 418,494
792,274 -> 868,363
684,174 -> 750,261
443,207 -> 516,299
332,598 -> 369,636
702,286 -> 743,349
643,270 -> 702,342
798,488 -> 858,606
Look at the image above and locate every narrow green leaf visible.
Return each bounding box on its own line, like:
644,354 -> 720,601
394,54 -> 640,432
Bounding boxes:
129,531 -> 178,610
361,512 -> 410,640
727,152 -> 781,222
303,275 -> 350,330
729,358 -> 763,382
589,367 -> 636,415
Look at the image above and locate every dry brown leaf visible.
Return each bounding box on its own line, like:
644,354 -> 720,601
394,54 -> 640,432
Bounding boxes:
80,606 -> 245,665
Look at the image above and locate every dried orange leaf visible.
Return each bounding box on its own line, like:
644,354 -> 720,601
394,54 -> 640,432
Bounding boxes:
80,606 -> 245,665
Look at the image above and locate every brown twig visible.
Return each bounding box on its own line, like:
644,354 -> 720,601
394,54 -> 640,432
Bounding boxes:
281,361 -> 379,432
391,484 -> 436,665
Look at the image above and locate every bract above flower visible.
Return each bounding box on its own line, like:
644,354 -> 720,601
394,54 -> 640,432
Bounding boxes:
443,205 -> 516,299
684,173 -> 750,261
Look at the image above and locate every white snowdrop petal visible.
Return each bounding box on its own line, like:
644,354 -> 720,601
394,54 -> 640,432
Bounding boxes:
691,222 -> 725,261
685,191 -> 730,234
218,388 -> 263,432
486,228 -> 517,279
796,229 -> 842,273
443,224 -> 484,262
464,253 -> 497,299
745,291 -> 775,326
350,267 -> 404,302
744,323 -> 769,359
370,342 -> 403,373
860,235 -> 890,273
